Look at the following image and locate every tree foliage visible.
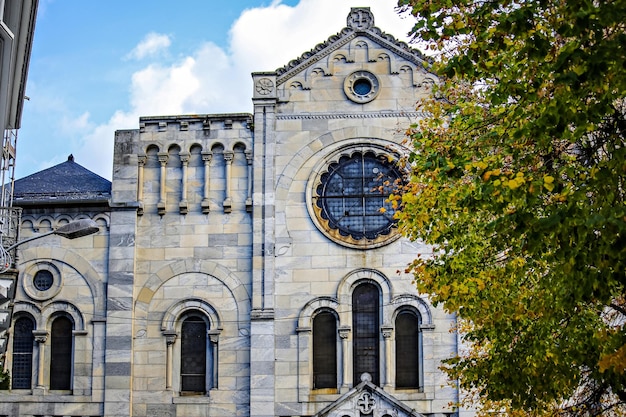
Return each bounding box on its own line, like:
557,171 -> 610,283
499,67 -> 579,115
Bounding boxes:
394,0 -> 626,414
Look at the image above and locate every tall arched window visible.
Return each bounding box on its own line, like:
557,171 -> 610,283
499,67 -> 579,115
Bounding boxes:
11,316 -> 35,389
313,311 -> 337,389
50,316 -> 73,390
353,283 -> 380,386
395,310 -> 421,389
180,315 -> 213,394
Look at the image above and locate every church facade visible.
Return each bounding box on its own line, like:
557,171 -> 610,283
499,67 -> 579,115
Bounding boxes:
1,8 -> 461,417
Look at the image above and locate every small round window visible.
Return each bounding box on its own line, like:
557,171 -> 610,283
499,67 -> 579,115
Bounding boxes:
311,149 -> 402,248
33,270 -> 54,291
343,71 -> 380,103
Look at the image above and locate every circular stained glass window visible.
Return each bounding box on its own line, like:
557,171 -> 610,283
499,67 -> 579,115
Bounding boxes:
33,270 -> 54,291
312,150 -> 402,248
343,71 -> 380,103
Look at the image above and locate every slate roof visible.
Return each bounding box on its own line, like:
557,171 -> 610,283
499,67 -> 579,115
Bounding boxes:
13,155 -> 111,205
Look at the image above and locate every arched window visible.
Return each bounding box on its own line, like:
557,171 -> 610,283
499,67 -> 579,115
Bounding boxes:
353,283 -> 380,386
395,310 -> 421,389
313,311 -> 337,389
11,316 -> 35,389
180,314 -> 214,394
50,316 -> 73,390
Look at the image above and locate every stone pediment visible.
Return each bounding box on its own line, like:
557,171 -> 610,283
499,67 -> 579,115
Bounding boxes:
314,374 -> 426,417
274,7 -> 431,86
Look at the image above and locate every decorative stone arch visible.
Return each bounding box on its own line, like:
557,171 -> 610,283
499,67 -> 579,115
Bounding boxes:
92,213 -> 110,230
40,300 -> 86,332
276,132 -> 407,204
13,300 -> 41,322
134,258 -> 250,332
36,216 -> 55,233
54,214 -> 74,227
297,296 -> 339,330
275,132 -> 408,248
336,268 -> 394,327
18,247 -> 105,315
390,294 -> 434,330
161,298 -> 222,333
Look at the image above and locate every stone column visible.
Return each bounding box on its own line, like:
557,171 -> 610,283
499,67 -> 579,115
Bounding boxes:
157,152 -> 168,215
223,150 -> 234,213
136,154 -> 146,216
338,326 -> 351,392
201,151 -> 212,214
245,149 -> 253,212
33,330 -> 48,390
381,326 -> 393,389
179,151 -> 190,214
163,331 -> 177,390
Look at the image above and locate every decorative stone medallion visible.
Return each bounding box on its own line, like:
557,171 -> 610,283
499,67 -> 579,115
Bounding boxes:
255,77 -> 274,95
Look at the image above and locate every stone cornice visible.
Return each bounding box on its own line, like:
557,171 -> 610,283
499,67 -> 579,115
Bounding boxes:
276,111 -> 426,120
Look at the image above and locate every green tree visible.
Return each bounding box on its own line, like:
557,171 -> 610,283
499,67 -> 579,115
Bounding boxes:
394,0 -> 626,414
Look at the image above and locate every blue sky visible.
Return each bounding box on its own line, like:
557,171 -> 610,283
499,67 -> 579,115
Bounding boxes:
18,0 -> 417,180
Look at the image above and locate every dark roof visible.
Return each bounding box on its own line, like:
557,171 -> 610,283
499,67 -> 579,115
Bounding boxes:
13,155 -> 111,204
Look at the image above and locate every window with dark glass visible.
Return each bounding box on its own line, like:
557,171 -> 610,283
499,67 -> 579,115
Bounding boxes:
11,316 -> 34,389
33,270 -> 53,291
181,316 -> 208,393
313,311 -> 337,389
50,316 -> 73,390
395,310 -> 421,388
315,151 -> 401,241
353,283 -> 380,386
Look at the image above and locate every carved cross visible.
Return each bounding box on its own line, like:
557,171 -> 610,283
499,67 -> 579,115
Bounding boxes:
357,392 -> 376,414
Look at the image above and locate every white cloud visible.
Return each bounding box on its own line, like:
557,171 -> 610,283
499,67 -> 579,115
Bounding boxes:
126,32 -> 171,60
75,0 -> 417,179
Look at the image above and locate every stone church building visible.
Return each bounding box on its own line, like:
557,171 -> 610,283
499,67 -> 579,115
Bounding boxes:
1,8 -> 461,417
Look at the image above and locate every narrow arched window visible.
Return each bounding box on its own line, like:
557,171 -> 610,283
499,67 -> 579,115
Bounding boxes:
180,316 -> 208,393
11,316 -> 35,389
313,311 -> 337,389
50,316 -> 73,390
353,283 -> 380,386
395,310 -> 421,388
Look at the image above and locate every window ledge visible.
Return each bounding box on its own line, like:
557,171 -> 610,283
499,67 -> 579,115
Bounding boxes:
172,395 -> 212,404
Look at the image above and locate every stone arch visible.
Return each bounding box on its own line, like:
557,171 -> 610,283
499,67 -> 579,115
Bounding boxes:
161,298 -> 222,332
390,294 -> 434,329
40,300 -> 85,332
275,128 -> 408,214
297,296 -> 339,329
93,213 -> 110,229
13,301 -> 41,322
134,259 -> 250,331
336,268 -> 393,327
19,247 -> 105,314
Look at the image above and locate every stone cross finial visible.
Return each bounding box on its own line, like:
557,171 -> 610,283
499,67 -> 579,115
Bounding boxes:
347,8 -> 374,30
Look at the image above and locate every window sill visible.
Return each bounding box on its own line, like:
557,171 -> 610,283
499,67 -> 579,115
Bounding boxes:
172,395 -> 211,404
